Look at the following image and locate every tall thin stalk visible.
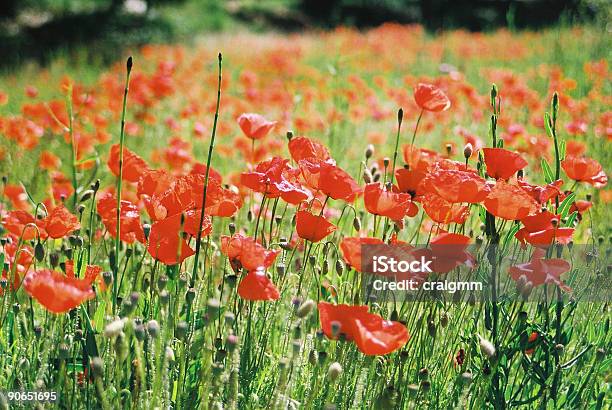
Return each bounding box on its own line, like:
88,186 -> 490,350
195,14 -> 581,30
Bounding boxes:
113,56 -> 133,312
191,53 -> 223,288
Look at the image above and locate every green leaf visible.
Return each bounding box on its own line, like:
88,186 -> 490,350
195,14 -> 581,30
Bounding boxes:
557,193 -> 576,218
544,112 -> 554,138
559,139 -> 566,161
565,211 -> 578,227
0,252 -> 5,270
93,300 -> 106,333
541,158 -> 554,184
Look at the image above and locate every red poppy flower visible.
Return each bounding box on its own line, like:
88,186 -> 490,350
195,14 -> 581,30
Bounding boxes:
107,144 -> 150,183
220,234 -> 280,272
64,260 -> 105,291
299,158 -> 361,201
40,151 -> 61,171
482,148 -> 528,180
414,83 -> 451,112
50,172 -> 74,203
517,179 -> 563,204
318,302 -> 409,355
45,205 -> 80,239
417,232 -> 475,273
421,192 -> 470,225
364,183 -> 417,221
515,211 -> 574,248
569,199 -> 592,215
147,210 -> 212,265
288,136 -> 332,163
402,145 -> 442,172
241,157 -> 310,204
295,210 -> 336,243
2,210 -> 42,240
562,155 -> 608,188
23,268 -> 96,313
97,194 -> 145,244
237,268 -> 280,301
237,113 -> 277,140
421,166 -> 491,204
0,239 -> 33,292
509,249 -> 571,292
484,180 -> 539,220
190,163 -> 223,184
394,168 -> 426,199
147,174 -> 241,221
340,237 -> 384,272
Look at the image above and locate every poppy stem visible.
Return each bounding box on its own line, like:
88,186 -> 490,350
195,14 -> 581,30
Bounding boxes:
389,108 -> 403,186
191,53 -> 223,288
113,56 -> 132,314
409,109 -> 423,153
66,84 -> 78,209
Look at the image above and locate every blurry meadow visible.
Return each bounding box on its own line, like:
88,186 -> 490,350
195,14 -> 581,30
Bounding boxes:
0,2 -> 610,409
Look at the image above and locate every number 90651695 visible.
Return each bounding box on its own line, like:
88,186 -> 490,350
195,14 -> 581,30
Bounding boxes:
3,390 -> 58,403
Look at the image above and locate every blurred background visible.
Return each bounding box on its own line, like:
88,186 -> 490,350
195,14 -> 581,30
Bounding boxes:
0,0 -> 609,70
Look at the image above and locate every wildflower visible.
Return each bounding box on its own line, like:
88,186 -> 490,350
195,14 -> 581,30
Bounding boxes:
364,183 -> 417,221
414,83 -> 451,112
237,113 -> 277,140
237,268 -> 280,301
484,180 -> 539,220
509,248 -> 571,292
288,136 -> 332,163
221,234 -> 280,272
421,165 -> 491,204
562,155 -> 608,188
340,237 -> 384,272
23,268 -> 96,313
482,148 -> 528,180
97,193 -> 145,244
295,210 -> 336,243
107,144 -> 150,183
298,158 -> 361,201
517,179 -> 563,204
241,157 -> 310,204
515,211 -> 574,248
318,302 -> 409,355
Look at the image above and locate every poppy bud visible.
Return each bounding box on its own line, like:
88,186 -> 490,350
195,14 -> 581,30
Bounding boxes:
34,241 -> 45,262
353,216 -> 361,231
142,223 -> 151,240
228,223 -> 236,235
390,310 -> 399,321
247,211 -> 254,222
327,362 -> 342,382
77,204 -> 86,214
224,312 -> 235,325
1,175 -> 7,184
365,144 -> 374,159
34,325 -> 42,338
296,299 -> 315,319
418,367 -> 429,380
91,179 -> 101,192
373,172 -> 381,182
279,239 -> 291,251
126,56 -> 133,73
551,92 -> 559,122
308,255 -> 316,267
517,169 -> 524,179
586,193 -> 592,201
226,334 -> 239,352
159,290 -> 169,305
286,130 -> 293,141
185,288 -> 196,304
555,343 -> 564,353
157,275 -> 168,291
383,157 -> 390,168
463,143 -> 473,160
165,347 -> 175,363
90,357 -> 104,378
596,348 -> 605,360
0,278 -> 6,290
308,350 -> 317,365
478,334 -> 496,359
420,380 -> 431,392
12,303 -> 19,314
445,144 -> 452,156
79,190 -> 94,202
427,320 -> 436,338
335,259 -> 344,276
134,324 -> 146,341
102,271 -> 113,287
104,318 -> 126,338
461,372 -> 473,385
207,298 -> 221,315
363,169 -> 373,184
440,313 -> 449,328
147,320 -> 160,339
226,274 -> 238,288
175,321 -> 188,340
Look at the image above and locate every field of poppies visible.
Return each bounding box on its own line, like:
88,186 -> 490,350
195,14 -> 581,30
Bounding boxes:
0,23 -> 610,409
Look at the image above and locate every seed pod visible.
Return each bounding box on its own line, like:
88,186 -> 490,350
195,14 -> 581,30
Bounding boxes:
175,321 -> 188,340
353,216 -> 361,231
159,290 -> 170,305
365,144 -> 374,159
427,320 -> 436,338
142,224 -> 151,240
383,157 -> 390,168
90,357 -> 104,378
228,223 -> 236,235
440,313 -> 449,328
207,298 -> 221,315
286,130 -> 294,141
147,320 -> 160,339
104,318 -> 126,338
226,334 -> 239,352
335,259 -> 345,276
363,169 -> 373,184
102,271 -> 113,287
185,288 -> 196,304
79,190 -> 94,202
134,324 -> 146,341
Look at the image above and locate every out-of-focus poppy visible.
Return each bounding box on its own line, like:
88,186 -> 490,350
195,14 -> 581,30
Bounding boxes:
515,211 -> 574,248
562,155 -> 608,188
23,268 -> 96,313
288,136 -> 332,163
237,268 -> 280,301
3,184 -> 30,210
402,145 -> 442,172
2,210 -> 41,240
517,179 -> 563,204
107,144 -> 150,183
147,210 -> 212,265
299,158 -> 361,201
364,183 -> 417,221
421,166 -> 491,204
318,302 -> 409,355
39,151 -> 61,171
482,148 -> 528,180
0,239 -> 33,292
295,210 -> 336,243
241,157 -> 310,205
97,194 -> 145,244
221,234 -> 280,273
340,237 -> 384,272
414,83 -> 451,112
422,232 -> 475,273
509,248 -> 571,292
237,113 -> 277,140
484,180 -> 539,220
